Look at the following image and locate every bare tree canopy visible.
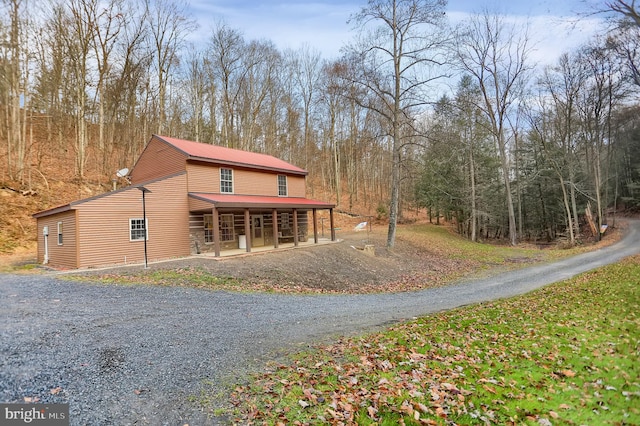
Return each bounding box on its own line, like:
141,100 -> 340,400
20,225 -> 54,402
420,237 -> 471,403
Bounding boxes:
1,0 -> 639,252
607,0 -> 640,26
455,11 -> 533,246
346,0 -> 450,248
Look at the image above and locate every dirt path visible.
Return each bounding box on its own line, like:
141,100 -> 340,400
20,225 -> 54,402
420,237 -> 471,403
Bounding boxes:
1,221 -> 638,425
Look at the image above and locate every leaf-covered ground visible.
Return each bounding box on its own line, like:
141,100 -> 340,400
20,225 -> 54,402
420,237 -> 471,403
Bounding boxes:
230,255 -> 640,425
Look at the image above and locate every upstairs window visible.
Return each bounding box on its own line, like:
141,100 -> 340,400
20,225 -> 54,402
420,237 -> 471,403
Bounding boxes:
220,168 -> 233,193
278,175 -> 287,196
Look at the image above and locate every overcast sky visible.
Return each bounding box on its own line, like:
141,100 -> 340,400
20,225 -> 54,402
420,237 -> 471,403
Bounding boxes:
187,0 -> 606,65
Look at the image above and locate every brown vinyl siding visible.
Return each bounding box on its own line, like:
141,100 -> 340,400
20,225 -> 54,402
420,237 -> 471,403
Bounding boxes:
233,170 -> 306,196
129,136 -> 187,184
188,197 -> 214,212
186,163 -> 217,193
233,169 -> 272,195
75,174 -> 190,268
36,210 -> 78,269
185,166 -> 306,197
286,175 -> 306,197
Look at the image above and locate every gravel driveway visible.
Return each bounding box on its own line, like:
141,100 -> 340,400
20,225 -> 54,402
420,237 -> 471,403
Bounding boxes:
1,221 -> 639,425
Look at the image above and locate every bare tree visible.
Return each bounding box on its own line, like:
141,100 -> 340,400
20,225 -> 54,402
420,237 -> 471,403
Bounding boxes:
208,22 -> 245,148
607,0 -> 640,26
88,0 -> 125,162
182,49 -> 208,142
347,0 -> 450,248
575,41 -> 624,240
604,0 -> 640,86
63,0 -> 96,179
2,0 -> 26,181
288,45 -> 323,170
531,53 -> 585,245
237,39 -> 281,151
456,11 -> 533,246
146,0 -> 196,135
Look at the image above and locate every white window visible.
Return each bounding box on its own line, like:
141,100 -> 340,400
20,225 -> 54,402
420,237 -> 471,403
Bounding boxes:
129,218 -> 148,241
57,221 -> 63,245
220,214 -> 234,242
220,168 -> 233,193
203,214 -> 234,242
204,215 -> 214,243
278,175 -> 287,196
281,212 -> 290,230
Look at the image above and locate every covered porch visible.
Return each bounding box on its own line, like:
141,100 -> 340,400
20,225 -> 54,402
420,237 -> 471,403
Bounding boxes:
202,235 -> 337,258
188,193 -> 336,257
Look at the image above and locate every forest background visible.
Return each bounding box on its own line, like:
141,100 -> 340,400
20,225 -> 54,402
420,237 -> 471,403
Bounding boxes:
1,0 -> 639,253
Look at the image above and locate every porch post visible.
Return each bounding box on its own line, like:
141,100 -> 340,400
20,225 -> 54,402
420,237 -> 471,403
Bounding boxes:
212,207 -> 221,257
293,208 -> 299,246
272,209 -> 279,248
244,209 -> 251,253
312,208 -> 318,243
330,208 -> 336,241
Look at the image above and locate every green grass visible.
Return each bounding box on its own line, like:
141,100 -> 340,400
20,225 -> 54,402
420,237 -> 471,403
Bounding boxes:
398,224 -> 578,265
230,255 -> 640,425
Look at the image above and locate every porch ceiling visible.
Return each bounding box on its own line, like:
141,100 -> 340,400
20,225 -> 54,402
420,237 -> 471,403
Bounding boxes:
188,193 -> 335,209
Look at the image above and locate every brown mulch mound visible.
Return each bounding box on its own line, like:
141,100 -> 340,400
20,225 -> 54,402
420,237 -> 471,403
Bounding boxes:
63,229 -> 466,294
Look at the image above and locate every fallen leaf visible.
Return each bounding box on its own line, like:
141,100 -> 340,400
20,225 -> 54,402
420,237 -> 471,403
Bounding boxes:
483,385 -> 497,394
367,406 -> 378,419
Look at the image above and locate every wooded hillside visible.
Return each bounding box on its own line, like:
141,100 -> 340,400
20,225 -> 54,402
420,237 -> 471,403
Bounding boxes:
1,0 -> 639,254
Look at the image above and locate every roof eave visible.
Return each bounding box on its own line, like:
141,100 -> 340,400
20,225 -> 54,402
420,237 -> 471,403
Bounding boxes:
32,204 -> 73,218
187,156 -> 308,176
188,193 -> 334,209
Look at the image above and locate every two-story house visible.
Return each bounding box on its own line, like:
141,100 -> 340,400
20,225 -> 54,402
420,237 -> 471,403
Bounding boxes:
33,135 -> 336,269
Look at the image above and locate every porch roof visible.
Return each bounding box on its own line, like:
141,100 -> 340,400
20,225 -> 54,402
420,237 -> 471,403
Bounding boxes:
188,193 -> 335,209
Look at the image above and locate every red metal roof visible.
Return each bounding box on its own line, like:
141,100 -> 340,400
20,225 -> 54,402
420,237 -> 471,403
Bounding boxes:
156,135 -> 307,175
189,193 -> 335,209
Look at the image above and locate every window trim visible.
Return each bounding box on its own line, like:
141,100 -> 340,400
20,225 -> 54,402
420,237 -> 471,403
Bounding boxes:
57,221 -> 63,245
220,168 -> 234,194
280,212 -> 290,230
203,214 -> 214,244
203,214 -> 235,243
278,175 -> 287,197
220,213 -> 234,242
129,218 -> 148,241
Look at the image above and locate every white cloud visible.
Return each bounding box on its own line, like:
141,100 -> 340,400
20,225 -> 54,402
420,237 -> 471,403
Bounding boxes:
187,0 -> 357,58
185,0 -> 605,66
